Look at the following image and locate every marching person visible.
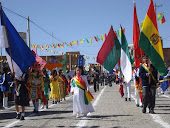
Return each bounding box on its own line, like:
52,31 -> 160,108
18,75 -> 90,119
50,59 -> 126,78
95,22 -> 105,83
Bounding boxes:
119,75 -> 124,98
14,70 -> 29,120
123,79 -> 131,101
120,71 -> 131,101
93,67 -> 100,92
50,69 -> 63,104
139,54 -> 158,114
41,68 -> 50,109
100,73 -> 105,86
28,63 -> 44,113
0,67 -> 11,109
59,69 -> 68,99
71,66 -> 94,118
133,67 -> 142,107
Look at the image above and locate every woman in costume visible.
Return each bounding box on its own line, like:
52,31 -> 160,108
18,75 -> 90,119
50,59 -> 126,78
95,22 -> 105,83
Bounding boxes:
50,69 -> 63,104
59,69 -> 68,100
71,66 -> 94,118
41,68 -> 50,109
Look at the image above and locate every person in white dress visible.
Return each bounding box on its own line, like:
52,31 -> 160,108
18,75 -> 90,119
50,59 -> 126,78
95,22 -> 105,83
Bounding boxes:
133,68 -> 142,107
71,66 -> 94,118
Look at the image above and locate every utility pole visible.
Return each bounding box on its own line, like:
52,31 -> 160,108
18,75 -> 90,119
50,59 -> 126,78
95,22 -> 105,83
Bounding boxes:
69,54 -> 72,71
154,3 -> 162,15
27,16 -> 31,48
52,32 -> 54,44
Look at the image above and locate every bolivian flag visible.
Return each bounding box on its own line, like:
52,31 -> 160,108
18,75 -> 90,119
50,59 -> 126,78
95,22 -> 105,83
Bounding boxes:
139,0 -> 167,74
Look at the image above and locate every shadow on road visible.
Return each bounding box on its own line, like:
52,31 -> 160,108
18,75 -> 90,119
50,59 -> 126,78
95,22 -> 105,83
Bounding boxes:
0,110 -> 73,120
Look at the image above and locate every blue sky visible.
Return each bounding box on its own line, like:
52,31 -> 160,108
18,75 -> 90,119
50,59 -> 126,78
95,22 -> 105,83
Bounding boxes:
0,0 -> 169,64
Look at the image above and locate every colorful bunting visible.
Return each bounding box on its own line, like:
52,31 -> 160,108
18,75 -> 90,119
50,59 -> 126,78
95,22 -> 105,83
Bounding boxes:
80,39 -> 84,44
94,36 -> 98,42
101,34 -> 104,41
90,37 -> 93,44
86,38 -> 90,43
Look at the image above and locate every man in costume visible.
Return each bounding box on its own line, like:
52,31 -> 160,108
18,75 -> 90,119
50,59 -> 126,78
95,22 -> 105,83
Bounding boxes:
28,63 -> 44,113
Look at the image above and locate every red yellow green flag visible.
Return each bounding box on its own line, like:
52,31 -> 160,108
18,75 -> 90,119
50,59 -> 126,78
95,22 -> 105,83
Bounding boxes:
139,0 -> 166,75
157,12 -> 166,24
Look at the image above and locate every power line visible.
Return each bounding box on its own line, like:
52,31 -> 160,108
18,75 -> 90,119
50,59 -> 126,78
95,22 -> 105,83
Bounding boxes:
2,6 -> 99,56
2,6 -> 64,43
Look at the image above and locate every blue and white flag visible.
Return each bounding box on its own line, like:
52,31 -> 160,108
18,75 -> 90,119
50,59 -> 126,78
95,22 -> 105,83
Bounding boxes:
0,7 -> 36,79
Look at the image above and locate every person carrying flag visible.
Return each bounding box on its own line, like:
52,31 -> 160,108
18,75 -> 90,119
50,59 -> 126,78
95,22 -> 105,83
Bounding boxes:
71,66 -> 94,118
14,70 -> 29,120
139,54 -> 158,114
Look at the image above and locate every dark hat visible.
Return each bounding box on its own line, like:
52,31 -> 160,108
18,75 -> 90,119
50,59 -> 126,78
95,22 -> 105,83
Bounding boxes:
3,67 -> 9,72
142,54 -> 148,58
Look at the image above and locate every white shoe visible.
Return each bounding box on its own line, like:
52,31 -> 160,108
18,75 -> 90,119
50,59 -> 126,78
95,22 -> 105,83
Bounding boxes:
41,105 -> 44,109
76,114 -> 80,118
83,113 -> 87,117
4,106 -> 9,109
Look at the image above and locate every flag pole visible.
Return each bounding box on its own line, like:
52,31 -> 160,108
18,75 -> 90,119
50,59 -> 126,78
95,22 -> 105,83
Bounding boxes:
0,48 -> 2,71
148,58 -> 151,84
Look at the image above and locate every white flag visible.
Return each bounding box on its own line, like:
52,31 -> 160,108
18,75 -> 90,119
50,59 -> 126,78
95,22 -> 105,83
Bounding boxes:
0,26 -> 8,48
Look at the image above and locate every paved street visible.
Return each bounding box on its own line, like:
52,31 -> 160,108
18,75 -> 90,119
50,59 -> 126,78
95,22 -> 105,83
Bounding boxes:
0,82 -> 170,128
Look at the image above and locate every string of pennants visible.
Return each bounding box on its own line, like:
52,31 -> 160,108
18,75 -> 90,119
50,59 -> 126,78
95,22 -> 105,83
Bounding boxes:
31,28 -> 125,50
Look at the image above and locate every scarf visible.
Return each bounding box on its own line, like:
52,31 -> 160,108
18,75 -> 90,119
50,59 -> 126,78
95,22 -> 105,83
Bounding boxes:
72,75 -> 94,105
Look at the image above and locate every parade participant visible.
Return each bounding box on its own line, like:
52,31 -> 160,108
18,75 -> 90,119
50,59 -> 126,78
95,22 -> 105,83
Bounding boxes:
87,71 -> 91,85
41,68 -> 50,109
71,66 -> 94,118
58,69 -> 66,101
28,64 -> 44,113
59,69 -> 68,97
133,67 -> 142,107
67,75 -> 72,93
93,67 -> 100,92
0,67 -> 11,108
14,70 -> 29,120
100,73 -> 105,86
50,69 -> 63,104
119,75 -> 124,98
139,54 -> 158,114
123,76 -> 131,101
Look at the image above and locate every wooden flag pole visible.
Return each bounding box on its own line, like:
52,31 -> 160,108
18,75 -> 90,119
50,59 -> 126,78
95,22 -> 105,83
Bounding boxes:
148,58 -> 151,84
